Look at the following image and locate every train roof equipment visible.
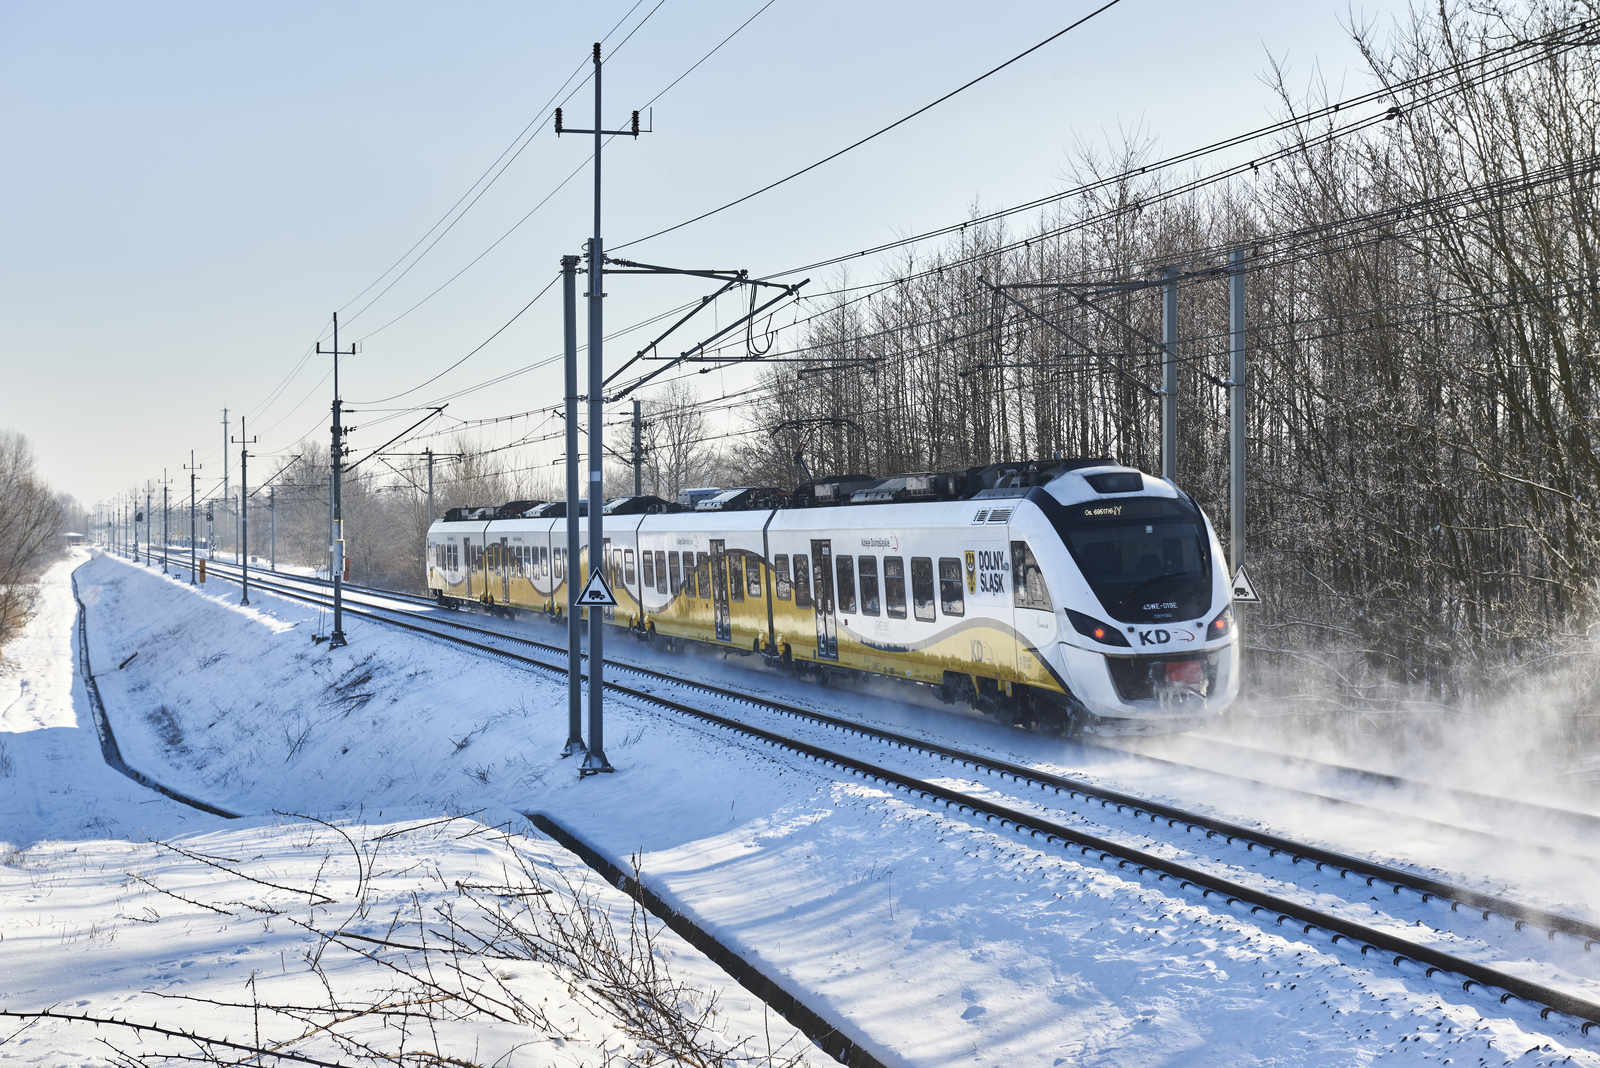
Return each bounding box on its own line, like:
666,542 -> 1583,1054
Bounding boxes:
693,487 -> 787,512
440,506 -> 497,522
676,486 -> 722,509
789,475 -> 877,508
604,495 -> 676,515
495,499 -> 547,518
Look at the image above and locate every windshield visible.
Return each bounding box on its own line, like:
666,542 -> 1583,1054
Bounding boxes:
1046,496 -> 1212,623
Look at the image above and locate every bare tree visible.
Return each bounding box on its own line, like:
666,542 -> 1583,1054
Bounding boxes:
0,431 -> 66,649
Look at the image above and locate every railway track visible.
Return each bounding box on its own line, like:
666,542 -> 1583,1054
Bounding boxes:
147,551 -> 1600,1036
1115,732 -> 1600,843
179,555 -> 1600,860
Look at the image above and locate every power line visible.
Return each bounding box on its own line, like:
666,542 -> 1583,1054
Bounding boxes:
613,0 -> 1127,251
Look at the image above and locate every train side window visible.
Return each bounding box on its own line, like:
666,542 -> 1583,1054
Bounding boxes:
655,550 -> 667,594
774,555 -> 791,601
728,554 -> 743,601
858,557 -> 880,615
682,552 -> 697,597
624,549 -> 636,586
641,549 -> 655,590
793,553 -> 812,608
612,549 -> 623,585
911,557 -> 936,622
1011,540 -> 1053,611
835,554 -> 857,614
939,557 -> 965,617
884,557 -> 907,619
746,557 -> 762,598
554,547 -> 564,582
668,552 -> 682,594
696,552 -> 710,598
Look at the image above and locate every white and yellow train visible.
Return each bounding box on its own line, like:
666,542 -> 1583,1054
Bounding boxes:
425,460 -> 1239,733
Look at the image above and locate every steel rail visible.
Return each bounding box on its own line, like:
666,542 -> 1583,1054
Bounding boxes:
152,556 -> 1600,1032
1110,734 -> 1600,840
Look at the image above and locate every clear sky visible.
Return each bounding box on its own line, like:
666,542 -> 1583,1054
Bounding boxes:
1,0 -> 1419,510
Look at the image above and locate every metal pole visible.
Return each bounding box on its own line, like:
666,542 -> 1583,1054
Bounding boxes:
270,487 -> 276,571
221,407 -> 229,560
187,451 -> 198,584
561,255 -> 585,758
425,448 -> 435,529
582,42 -> 612,775
162,469 -> 169,575
632,398 -> 642,495
145,485 -> 152,565
1228,249 -> 1246,575
330,313 -> 348,648
1161,266 -> 1179,484
239,417 -> 251,606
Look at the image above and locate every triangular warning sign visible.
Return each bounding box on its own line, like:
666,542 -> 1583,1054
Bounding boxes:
574,567 -> 618,608
1230,565 -> 1261,603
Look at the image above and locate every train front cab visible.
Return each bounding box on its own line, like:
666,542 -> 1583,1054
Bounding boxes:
1013,472 -> 1239,731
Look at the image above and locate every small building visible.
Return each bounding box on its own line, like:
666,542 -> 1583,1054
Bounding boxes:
63,531 -> 86,547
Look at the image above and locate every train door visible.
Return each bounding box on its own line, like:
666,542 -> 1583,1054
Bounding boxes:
810,538 -> 837,660
710,539 -> 731,641
499,537 -> 511,603
603,538 -> 614,621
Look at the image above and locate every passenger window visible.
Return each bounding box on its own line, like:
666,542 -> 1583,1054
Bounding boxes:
685,552 -> 700,598
668,552 -> 682,594
774,554 -> 791,601
728,554 -> 743,601
835,554 -> 857,614
624,549 -> 636,585
696,552 -> 710,598
858,557 -> 880,615
793,553 -> 812,608
1011,540 -> 1052,611
939,557 -> 965,617
641,549 -> 655,590
911,557 -> 935,622
746,557 -> 762,598
612,549 -> 623,585
655,550 -> 667,594
884,557 -> 907,619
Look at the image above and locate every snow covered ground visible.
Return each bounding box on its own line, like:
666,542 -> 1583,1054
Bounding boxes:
3,551 -> 1598,1065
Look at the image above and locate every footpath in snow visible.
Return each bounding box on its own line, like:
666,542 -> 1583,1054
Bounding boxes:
3,550 -> 1597,1065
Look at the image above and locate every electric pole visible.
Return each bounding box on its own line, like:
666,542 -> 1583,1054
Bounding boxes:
185,452 -> 201,584
269,486 -> 276,572
144,482 -> 154,566
220,407 -> 230,560
1228,249 -> 1247,576
561,254 -> 584,758
159,469 -> 172,575
1161,266 -> 1179,484
554,41 -> 645,776
632,398 -> 643,495
318,312 -> 356,648
233,417 -> 258,606
425,448 -> 434,529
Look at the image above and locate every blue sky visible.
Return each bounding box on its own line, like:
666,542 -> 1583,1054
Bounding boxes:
0,0 -> 1418,507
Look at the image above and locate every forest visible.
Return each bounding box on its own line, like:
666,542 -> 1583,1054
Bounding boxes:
241,1 -> 1597,734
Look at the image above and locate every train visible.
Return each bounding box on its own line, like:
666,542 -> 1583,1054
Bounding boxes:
424,458 -> 1239,734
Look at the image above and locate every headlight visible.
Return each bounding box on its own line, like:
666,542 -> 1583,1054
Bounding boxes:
1067,609 -> 1130,647
1207,604 -> 1234,639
